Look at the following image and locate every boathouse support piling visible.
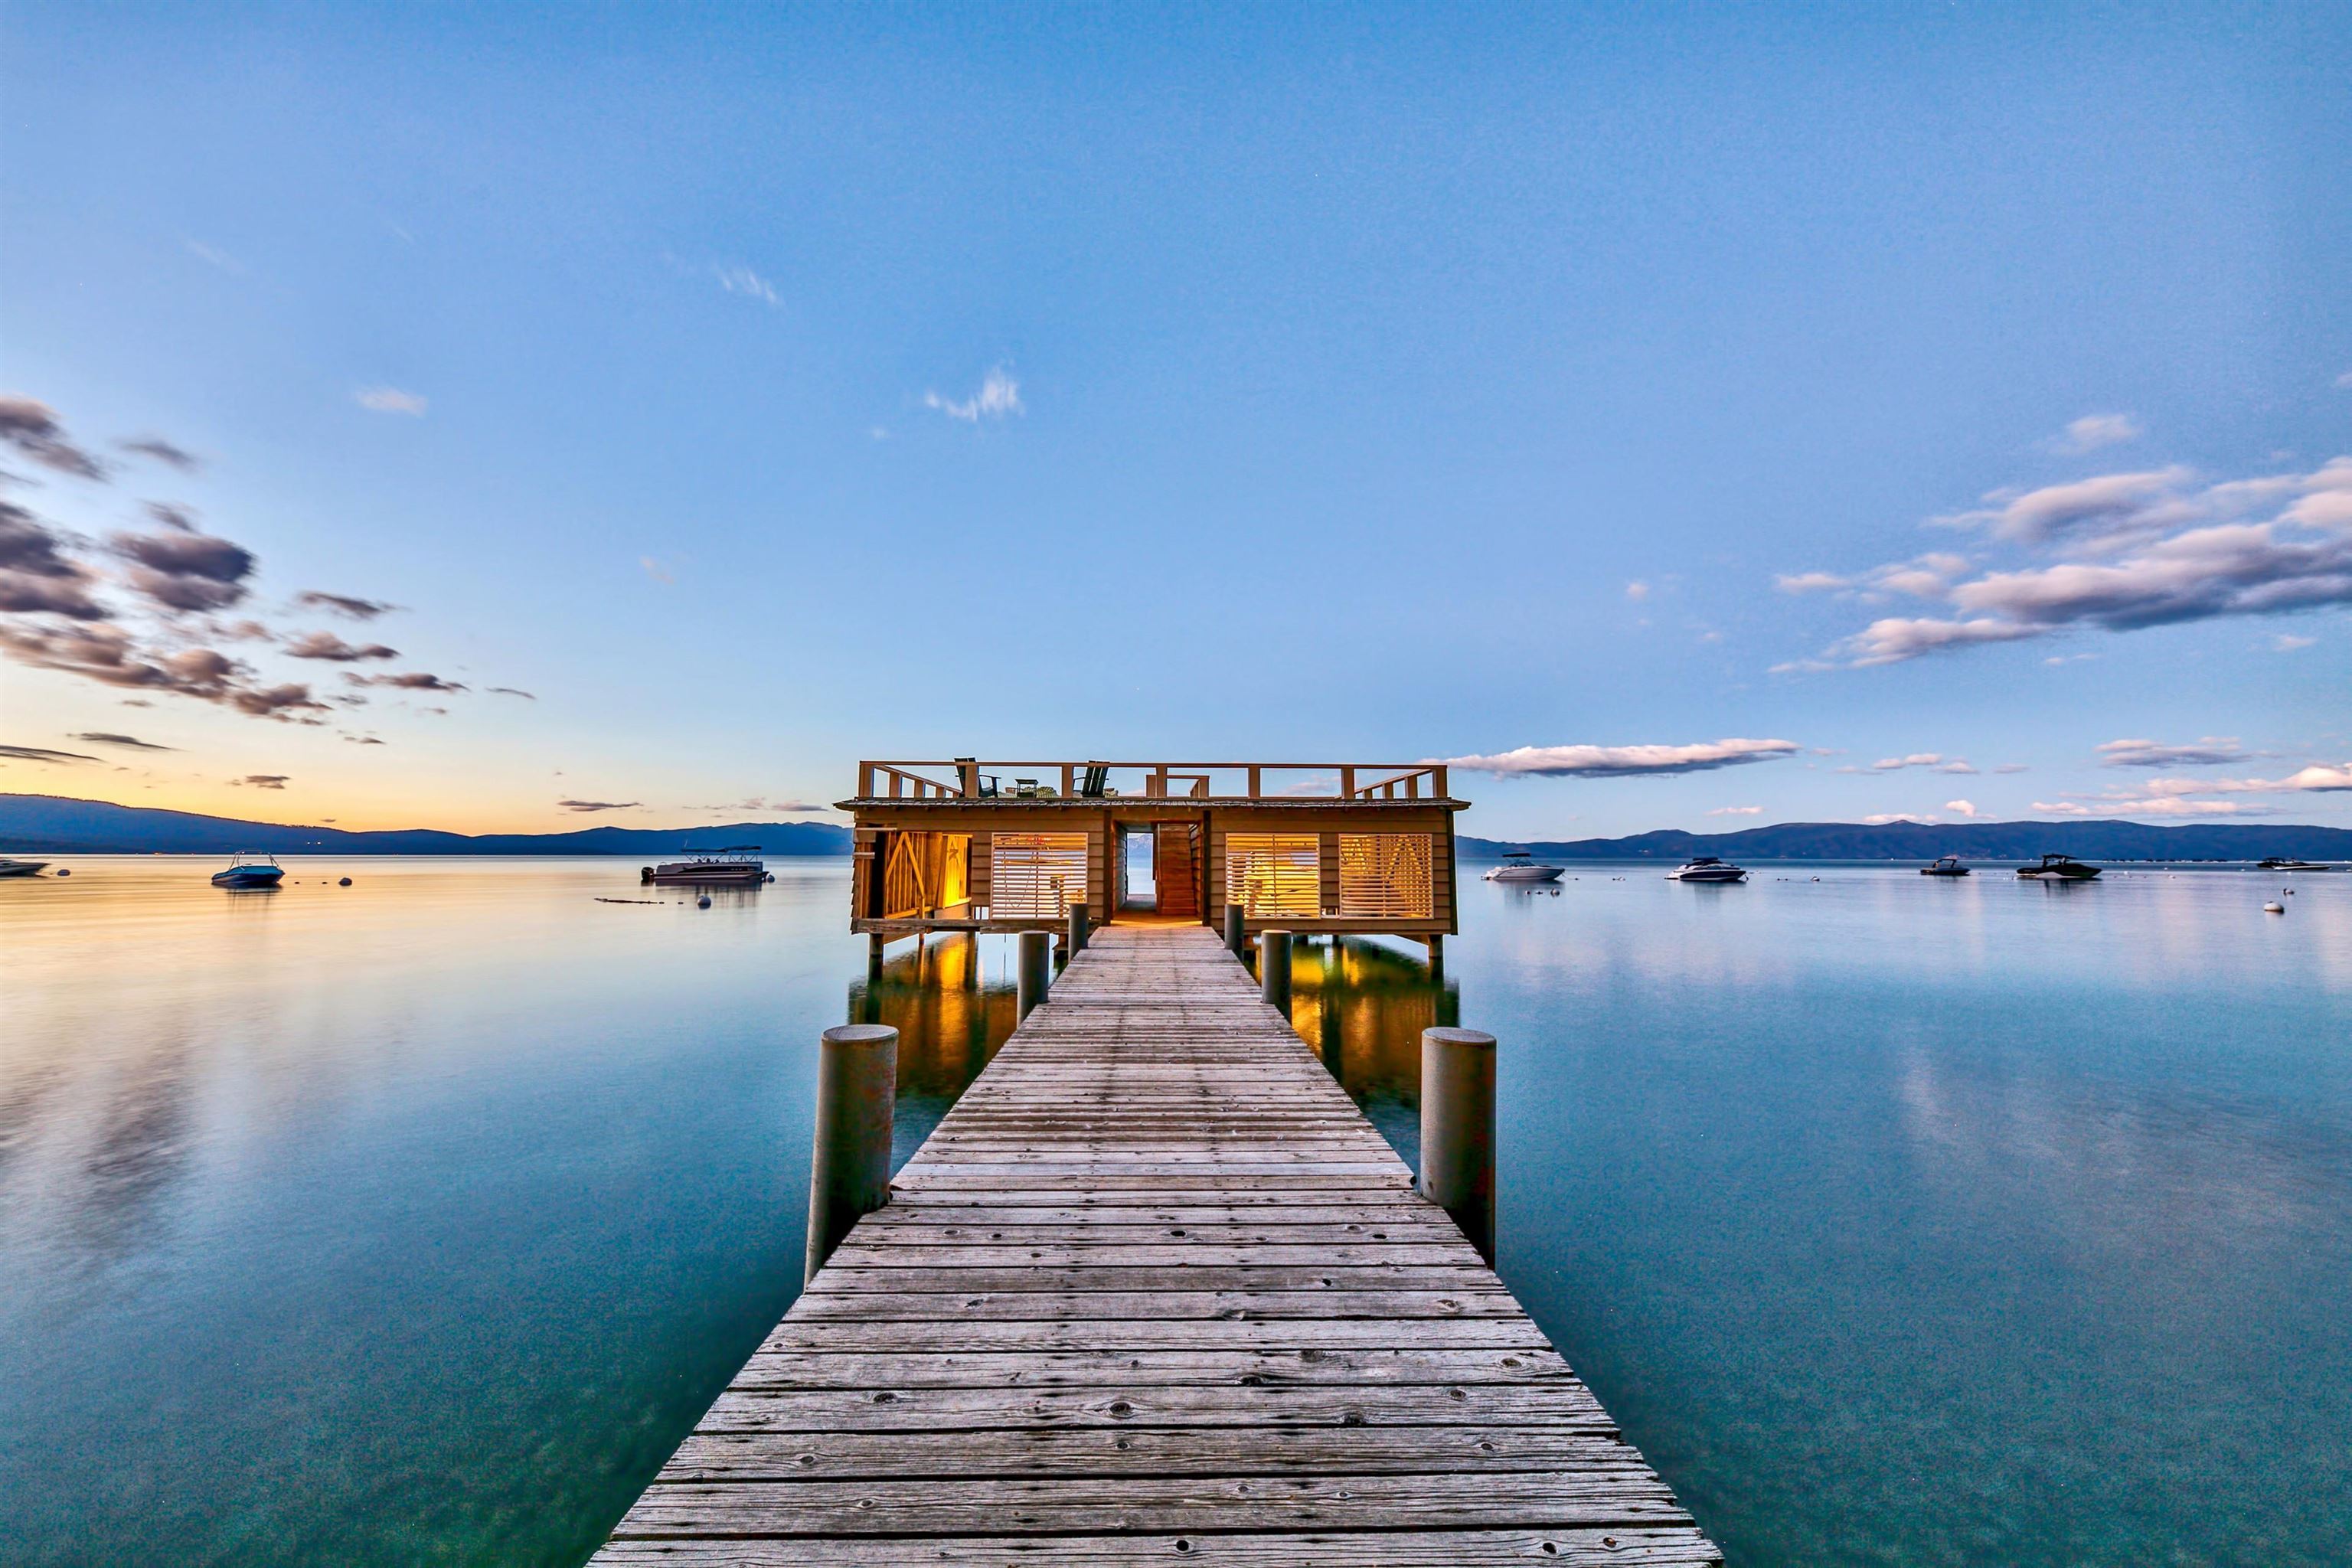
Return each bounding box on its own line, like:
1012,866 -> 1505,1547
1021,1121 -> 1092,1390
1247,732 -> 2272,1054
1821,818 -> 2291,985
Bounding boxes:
802,1024 -> 897,1282
1016,930 -> 1050,1018
1419,1025 -> 1498,1265
1260,928 -> 1292,1011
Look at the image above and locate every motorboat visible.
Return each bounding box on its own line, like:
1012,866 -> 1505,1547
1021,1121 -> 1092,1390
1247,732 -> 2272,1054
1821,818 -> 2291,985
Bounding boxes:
1919,856 -> 1971,877
2017,853 -> 2100,880
1483,851 -> 1564,884
0,858 -> 50,878
642,847 -> 768,886
212,851 -> 285,889
2258,858 -> 2339,871
1668,856 -> 1747,883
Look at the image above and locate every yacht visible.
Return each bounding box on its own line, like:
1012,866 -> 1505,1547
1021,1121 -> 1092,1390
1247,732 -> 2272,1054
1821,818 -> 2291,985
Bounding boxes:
1483,851 -> 1564,884
0,858 -> 50,878
642,847 -> 768,886
1919,856 -> 1971,877
212,851 -> 285,889
2017,853 -> 2100,880
1668,856 -> 1747,883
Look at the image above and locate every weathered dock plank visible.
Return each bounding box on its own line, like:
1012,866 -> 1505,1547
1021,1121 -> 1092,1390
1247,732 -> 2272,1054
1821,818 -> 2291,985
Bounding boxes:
591,926 -> 1718,1565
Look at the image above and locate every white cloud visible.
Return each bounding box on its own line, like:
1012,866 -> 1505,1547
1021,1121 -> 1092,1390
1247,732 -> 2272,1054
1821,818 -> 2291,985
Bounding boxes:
925,368 -> 1023,423
1438,738 -> 1802,778
1794,456 -> 2352,667
2053,413 -> 2143,454
715,266 -> 779,307
1625,580 -> 1652,601
1863,812 -> 1933,825
1707,805 -> 1763,816
2337,370 -> 2352,390
2274,633 -> 2316,652
355,387 -> 427,416
1994,763 -> 2031,774
2033,800 -> 2097,817
1775,571 -> 1847,594
1871,753 -> 1975,774
1944,799 -> 1984,818
2097,737 -> 2248,769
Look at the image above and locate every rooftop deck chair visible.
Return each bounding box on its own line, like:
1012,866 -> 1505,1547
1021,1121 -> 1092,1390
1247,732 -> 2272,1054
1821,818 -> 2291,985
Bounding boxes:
1079,763 -> 1109,798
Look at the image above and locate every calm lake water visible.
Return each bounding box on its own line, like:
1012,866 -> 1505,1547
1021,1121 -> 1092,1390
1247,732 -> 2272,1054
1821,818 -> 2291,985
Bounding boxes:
4,856 -> 2348,1566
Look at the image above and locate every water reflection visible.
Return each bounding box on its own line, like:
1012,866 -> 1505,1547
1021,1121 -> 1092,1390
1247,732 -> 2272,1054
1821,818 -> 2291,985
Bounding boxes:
1285,936 -> 1455,1167
847,933 -> 1018,1165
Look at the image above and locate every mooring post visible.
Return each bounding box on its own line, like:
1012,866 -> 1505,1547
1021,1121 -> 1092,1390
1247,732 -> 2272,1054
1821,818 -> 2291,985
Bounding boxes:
805,1023 -> 897,1282
1225,902 -> 1246,958
1419,1026 -> 1497,1264
866,932 -> 885,983
963,931 -> 982,989
1260,929 -> 1292,1012
1067,901 -> 1090,953
1017,930 -> 1051,1018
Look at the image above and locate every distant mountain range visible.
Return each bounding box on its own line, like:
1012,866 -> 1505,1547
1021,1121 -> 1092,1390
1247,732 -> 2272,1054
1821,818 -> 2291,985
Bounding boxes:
1462,819 -> 2352,862
0,794 -> 851,857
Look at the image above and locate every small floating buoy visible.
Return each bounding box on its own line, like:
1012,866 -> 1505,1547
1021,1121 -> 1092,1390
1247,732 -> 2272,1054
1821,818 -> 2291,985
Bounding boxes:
338,876 -> 352,886
2264,901 -> 2285,913
697,894 -> 712,909
56,867 -> 70,877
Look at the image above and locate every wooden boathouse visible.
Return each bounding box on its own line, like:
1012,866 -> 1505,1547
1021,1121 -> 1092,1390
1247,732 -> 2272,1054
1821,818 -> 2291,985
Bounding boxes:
846,758 -> 1463,959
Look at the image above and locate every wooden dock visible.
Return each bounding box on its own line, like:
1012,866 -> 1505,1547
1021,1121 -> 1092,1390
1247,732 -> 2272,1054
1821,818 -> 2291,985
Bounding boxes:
592,926 -> 1720,1566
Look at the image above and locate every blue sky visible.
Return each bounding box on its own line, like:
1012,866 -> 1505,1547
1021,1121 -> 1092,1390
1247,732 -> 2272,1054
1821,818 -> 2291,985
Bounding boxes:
3,3 -> 2347,837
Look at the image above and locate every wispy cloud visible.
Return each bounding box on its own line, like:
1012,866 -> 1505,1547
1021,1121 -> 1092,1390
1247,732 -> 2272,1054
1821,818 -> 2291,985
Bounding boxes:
2273,633 -> 2316,652
343,671 -> 466,692
119,436 -> 201,472
184,239 -> 246,276
2051,413 -> 2143,454
2097,737 -> 2248,769
714,265 -> 779,307
1625,580 -> 1651,601
0,622 -> 327,719
639,556 -> 675,585
488,685 -> 536,699
925,368 -> 1023,423
1863,812 -> 1932,825
71,731 -> 175,751
355,387 -> 428,416
1707,805 -> 1762,816
0,395 -> 106,479
296,591 -> 399,620
0,743 -> 99,764
1438,738 -> 1801,778
232,774 -> 288,789
284,630 -> 399,662
1872,753 -> 1977,774
558,799 -> 639,812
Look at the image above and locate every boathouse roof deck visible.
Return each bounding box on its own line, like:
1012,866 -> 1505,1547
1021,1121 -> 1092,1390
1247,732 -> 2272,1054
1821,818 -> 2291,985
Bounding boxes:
844,758 -> 1462,805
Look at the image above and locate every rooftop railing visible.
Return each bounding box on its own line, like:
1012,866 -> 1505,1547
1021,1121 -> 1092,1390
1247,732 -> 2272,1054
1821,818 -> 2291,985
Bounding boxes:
852,760 -> 1453,803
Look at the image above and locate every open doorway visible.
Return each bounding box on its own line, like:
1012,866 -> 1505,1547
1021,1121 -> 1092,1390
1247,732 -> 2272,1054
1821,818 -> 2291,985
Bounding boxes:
1116,822 -> 1203,921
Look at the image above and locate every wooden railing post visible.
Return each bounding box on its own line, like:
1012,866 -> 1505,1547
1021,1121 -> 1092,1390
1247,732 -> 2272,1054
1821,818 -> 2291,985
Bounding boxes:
1419,1027 -> 1496,1264
805,1024 -> 897,1282
1435,766 -> 1448,799
1340,766 -> 1356,798
858,763 -> 874,798
1062,764 -> 1076,796
1246,766 -> 1261,799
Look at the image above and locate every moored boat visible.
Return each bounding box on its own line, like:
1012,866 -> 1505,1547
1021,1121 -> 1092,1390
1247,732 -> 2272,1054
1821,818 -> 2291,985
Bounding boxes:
212,851 -> 285,889
1668,856 -> 1747,883
1920,856 -> 1971,877
0,858 -> 51,878
642,847 -> 768,886
1483,851 -> 1564,884
2017,853 -> 2100,880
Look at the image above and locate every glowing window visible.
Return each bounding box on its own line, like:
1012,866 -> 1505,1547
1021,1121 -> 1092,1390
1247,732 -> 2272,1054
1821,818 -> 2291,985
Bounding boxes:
990,832 -> 1089,917
1224,834 -> 1320,918
1338,833 -> 1432,919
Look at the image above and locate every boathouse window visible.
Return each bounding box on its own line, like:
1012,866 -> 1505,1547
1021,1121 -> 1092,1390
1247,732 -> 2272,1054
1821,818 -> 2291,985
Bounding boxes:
879,831 -> 971,920
1223,834 -> 1320,919
1338,833 -> 1433,919
990,832 -> 1089,917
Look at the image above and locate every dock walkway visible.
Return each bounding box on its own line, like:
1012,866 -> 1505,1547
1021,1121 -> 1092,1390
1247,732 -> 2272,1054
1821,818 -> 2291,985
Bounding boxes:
593,926 -> 1719,1565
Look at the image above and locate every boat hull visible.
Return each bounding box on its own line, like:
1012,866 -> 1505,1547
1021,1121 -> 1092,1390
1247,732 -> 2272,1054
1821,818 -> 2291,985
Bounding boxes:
1669,869 -> 1746,883
0,860 -> 49,878
212,870 -> 284,888
645,868 -> 767,886
2017,867 -> 2099,880
1484,867 -> 1564,884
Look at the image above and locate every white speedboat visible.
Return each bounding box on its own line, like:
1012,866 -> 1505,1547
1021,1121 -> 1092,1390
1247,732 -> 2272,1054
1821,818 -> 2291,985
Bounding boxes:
0,858 -> 50,878
1483,851 -> 1564,884
1668,856 -> 1746,883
